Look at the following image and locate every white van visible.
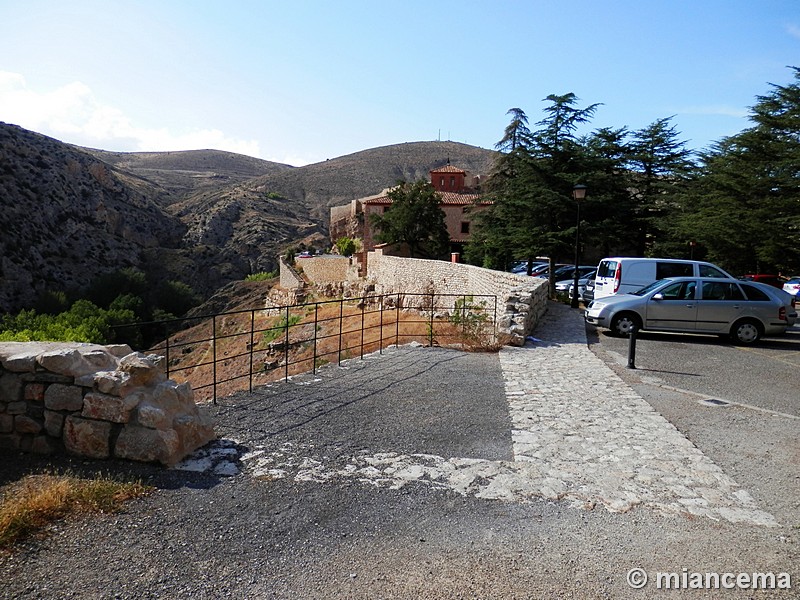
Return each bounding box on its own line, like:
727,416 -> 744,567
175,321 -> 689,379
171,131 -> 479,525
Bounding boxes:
593,258 -> 733,300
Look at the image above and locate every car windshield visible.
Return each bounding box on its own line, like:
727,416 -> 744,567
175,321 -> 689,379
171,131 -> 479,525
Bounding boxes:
630,280 -> 669,296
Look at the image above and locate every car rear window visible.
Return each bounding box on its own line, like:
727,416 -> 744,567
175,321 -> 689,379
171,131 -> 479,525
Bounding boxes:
597,261 -> 617,278
739,283 -> 771,301
656,262 -> 693,278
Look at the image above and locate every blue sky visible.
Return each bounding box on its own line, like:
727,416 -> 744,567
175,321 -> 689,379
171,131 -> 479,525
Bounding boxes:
1,0 -> 798,166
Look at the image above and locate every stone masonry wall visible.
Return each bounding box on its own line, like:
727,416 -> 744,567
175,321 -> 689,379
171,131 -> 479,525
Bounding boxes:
298,255 -> 359,284
0,342 -> 215,466
366,251 -> 548,345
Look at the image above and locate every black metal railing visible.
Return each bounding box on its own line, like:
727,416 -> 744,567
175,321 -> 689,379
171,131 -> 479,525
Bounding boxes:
113,292 -> 497,403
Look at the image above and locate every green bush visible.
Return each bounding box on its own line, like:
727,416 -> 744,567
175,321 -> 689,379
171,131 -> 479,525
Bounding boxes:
245,271 -> 277,282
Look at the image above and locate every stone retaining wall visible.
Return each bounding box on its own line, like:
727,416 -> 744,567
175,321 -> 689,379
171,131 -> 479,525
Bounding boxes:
0,342 -> 215,466
367,251 -> 548,345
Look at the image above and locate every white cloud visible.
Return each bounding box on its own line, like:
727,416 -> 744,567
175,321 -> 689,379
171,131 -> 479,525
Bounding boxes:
787,23 -> 800,40
0,71 -> 262,157
677,104 -> 749,118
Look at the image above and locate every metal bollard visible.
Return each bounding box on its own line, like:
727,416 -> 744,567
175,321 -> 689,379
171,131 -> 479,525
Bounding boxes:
627,324 -> 637,369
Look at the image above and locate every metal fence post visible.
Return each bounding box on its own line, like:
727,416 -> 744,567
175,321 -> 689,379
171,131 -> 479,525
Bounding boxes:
284,305 -> 290,382
379,294 -> 384,354
428,292 -> 435,346
249,309 -> 255,394
313,303 -> 319,375
212,315 -> 217,405
360,296 -> 365,359
338,298 -> 344,365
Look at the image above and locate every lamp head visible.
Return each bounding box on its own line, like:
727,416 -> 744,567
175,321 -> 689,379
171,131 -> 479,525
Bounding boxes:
572,184 -> 588,201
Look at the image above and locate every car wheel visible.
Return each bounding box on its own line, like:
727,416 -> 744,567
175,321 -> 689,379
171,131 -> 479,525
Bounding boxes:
730,319 -> 762,345
610,312 -> 642,337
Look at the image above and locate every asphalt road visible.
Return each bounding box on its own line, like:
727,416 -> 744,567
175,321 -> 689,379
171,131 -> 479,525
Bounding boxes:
586,321 -> 800,417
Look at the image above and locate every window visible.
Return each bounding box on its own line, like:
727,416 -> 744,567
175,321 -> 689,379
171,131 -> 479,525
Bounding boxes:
701,281 -> 745,301
597,260 -> 618,278
440,177 -> 445,188
656,262 -> 693,278
739,283 -> 770,301
658,281 -> 696,300
699,264 -> 728,278
460,222 -> 470,234
450,176 -> 456,189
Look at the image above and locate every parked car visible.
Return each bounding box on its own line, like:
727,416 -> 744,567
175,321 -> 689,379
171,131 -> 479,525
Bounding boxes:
583,278 -> 596,303
527,263 -> 561,277
537,264 -> 593,280
740,274 -> 786,289
585,277 -> 797,344
593,257 -> 733,300
511,261 -> 547,275
782,276 -> 800,297
556,270 -> 597,301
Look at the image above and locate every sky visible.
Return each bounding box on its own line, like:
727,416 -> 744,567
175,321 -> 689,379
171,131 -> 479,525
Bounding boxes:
1,0 -> 798,167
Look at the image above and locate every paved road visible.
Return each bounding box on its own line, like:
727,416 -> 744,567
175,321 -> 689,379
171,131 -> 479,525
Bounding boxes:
2,303 -> 797,599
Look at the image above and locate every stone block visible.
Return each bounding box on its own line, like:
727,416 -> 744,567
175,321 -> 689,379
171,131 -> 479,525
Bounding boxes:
114,425 -> 180,465
24,383 -> 45,402
81,349 -> 118,373
30,435 -> 57,455
94,371 -> 129,396
0,372 -> 23,403
15,415 -> 42,434
44,384 -> 85,411
106,344 -> 134,358
118,353 -> 167,388
37,348 -> 92,377
136,402 -> 171,430
6,401 -> 27,415
0,413 -> 14,433
81,392 -> 139,423
1,353 -> 37,372
44,410 -> 65,437
21,372 -> 73,383
64,416 -> 111,459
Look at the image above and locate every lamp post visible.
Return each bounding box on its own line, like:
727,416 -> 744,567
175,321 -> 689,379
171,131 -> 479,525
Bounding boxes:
571,184 -> 587,309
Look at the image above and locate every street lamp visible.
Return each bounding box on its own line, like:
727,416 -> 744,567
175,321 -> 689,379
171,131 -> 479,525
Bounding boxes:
571,184 -> 588,309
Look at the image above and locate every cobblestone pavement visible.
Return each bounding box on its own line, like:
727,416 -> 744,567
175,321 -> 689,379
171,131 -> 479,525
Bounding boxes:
180,304 -> 778,528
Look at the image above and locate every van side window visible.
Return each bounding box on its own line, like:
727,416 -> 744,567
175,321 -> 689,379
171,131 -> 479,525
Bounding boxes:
656,262 -> 693,278
699,264 -> 727,278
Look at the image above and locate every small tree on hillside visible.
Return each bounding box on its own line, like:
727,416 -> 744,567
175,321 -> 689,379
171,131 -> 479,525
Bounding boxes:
370,180 -> 450,259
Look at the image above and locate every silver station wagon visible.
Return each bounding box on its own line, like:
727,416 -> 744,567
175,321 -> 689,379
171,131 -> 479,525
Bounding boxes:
585,277 -> 798,344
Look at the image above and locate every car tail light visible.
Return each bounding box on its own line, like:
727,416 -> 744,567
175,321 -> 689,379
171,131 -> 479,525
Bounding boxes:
613,265 -> 621,293
779,306 -> 786,321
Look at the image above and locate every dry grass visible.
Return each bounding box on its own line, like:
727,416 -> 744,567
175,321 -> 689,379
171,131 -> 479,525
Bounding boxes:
0,472 -> 151,550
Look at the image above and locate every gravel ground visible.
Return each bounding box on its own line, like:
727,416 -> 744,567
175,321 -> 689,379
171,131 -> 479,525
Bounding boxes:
1,318 -> 797,599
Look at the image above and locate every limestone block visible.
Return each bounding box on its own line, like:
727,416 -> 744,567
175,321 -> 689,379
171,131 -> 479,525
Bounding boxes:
0,413 -> 13,433
15,415 -> 42,434
173,413 -> 216,458
114,425 -> 180,465
44,383 -> 85,411
135,402 -> 171,430
81,392 -> 140,423
81,349 -> 118,372
30,435 -> 56,455
93,371 -> 130,396
118,353 -> 167,388
24,383 -> 45,402
1,353 -> 37,373
6,401 -> 27,415
106,344 -> 134,358
44,410 -> 65,437
37,348 -> 90,376
63,416 -> 111,459
0,372 -> 22,403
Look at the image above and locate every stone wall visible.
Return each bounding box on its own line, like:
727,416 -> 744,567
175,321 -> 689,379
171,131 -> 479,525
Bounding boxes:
0,342 -> 215,466
279,255 -> 305,290
367,251 -> 548,345
298,255 -> 359,284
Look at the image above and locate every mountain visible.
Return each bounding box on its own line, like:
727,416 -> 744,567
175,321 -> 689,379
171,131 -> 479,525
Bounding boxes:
0,122 -> 497,314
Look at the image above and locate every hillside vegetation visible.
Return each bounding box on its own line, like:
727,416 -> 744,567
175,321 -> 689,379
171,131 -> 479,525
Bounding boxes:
0,122 -> 496,314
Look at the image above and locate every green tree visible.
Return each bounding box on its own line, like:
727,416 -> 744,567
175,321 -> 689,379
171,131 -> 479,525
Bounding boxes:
626,117 -> 696,256
674,67 -> 800,274
335,236 -> 357,257
370,179 -> 450,259
468,95 -> 599,273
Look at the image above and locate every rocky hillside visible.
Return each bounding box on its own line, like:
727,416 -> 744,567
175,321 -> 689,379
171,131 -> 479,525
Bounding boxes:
0,122 -> 497,314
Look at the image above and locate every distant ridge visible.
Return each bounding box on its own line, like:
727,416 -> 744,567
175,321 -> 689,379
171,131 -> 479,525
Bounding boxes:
0,122 -> 498,313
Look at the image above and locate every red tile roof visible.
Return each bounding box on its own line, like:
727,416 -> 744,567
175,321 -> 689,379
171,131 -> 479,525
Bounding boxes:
429,164 -> 465,174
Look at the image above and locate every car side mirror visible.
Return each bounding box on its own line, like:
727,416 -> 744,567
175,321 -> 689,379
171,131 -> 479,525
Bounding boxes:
652,293 -> 664,301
